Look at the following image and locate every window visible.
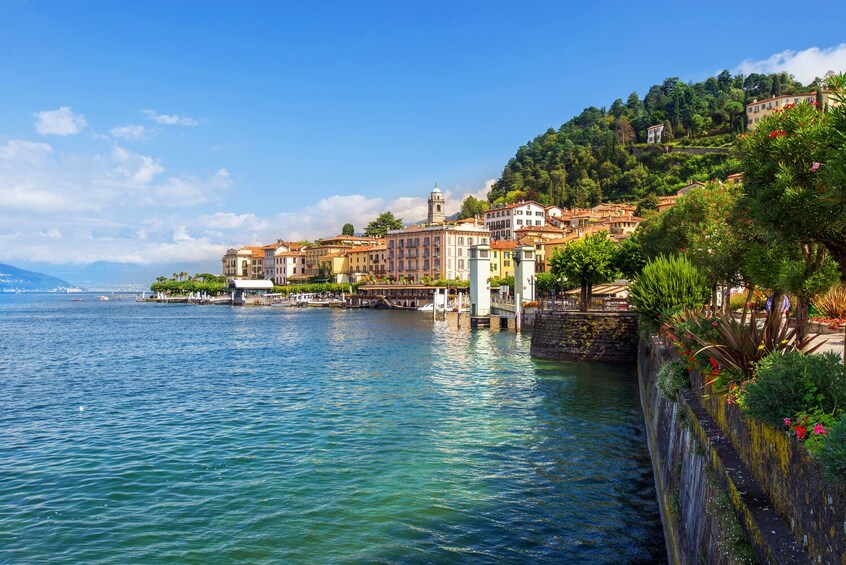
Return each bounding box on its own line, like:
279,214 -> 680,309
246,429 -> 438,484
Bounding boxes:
516,219 -> 523,225
458,259 -> 464,270
467,238 -> 473,246
458,248 -> 463,257
434,236 -> 440,245
458,237 -> 464,245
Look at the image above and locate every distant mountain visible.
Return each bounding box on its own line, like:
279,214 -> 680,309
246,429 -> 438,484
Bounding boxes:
14,260 -> 221,292
0,263 -> 74,292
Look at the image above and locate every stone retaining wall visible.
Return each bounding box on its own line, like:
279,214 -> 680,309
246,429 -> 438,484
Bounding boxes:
530,311 -> 638,362
641,337 -> 846,564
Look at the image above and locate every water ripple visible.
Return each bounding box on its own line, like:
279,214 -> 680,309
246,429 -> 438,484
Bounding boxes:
0,295 -> 665,563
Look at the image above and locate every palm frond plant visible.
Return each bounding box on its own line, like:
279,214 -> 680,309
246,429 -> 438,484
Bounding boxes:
667,306 -> 821,391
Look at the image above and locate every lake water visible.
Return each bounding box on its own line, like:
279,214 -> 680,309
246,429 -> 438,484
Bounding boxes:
0,295 -> 665,563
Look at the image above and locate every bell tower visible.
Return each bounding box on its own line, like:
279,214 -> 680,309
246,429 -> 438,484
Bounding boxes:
427,183 -> 445,224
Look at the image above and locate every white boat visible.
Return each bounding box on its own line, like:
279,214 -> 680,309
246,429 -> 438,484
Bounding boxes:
98,295 -> 110,301
417,303 -> 435,311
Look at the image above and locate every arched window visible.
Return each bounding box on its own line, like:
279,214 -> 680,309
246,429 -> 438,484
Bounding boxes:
436,204 -> 441,212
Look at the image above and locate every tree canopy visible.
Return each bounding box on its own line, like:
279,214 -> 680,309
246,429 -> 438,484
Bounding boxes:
457,196 -> 489,220
341,223 -> 355,236
548,231 -> 619,311
487,71 -> 811,209
364,211 -> 404,238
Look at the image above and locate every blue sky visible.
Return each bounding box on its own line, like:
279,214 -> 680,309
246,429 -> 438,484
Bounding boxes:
2,0 -> 846,267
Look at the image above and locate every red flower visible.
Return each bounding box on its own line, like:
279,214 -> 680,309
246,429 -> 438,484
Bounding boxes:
794,425 -> 808,440
769,130 -> 787,139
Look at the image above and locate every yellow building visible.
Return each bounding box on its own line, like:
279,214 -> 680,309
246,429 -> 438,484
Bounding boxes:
317,252 -> 350,283
345,244 -> 386,281
490,240 -> 517,280
303,235 -> 383,279
745,90 -> 839,131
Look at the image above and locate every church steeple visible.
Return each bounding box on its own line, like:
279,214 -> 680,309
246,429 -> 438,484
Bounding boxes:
427,183 -> 445,224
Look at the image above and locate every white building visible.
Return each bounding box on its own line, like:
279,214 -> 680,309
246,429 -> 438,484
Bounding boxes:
647,123 -> 664,144
483,201 -> 546,241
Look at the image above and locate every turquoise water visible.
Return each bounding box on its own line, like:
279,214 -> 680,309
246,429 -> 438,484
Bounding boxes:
0,295 -> 665,563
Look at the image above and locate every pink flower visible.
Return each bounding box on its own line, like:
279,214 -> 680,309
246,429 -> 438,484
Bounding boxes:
810,162 -> 821,172
783,417 -> 791,427
813,423 -> 827,436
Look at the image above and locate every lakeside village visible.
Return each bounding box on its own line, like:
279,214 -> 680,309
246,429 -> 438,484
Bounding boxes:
147,77 -> 846,561
152,184 -> 657,311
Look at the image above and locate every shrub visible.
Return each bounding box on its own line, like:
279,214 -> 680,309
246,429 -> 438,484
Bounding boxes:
742,351 -> 846,428
672,306 -> 819,386
728,293 -> 747,311
656,359 -> 690,401
819,416 -> 846,486
663,308 -> 720,374
628,255 -> 710,329
813,283 -> 846,319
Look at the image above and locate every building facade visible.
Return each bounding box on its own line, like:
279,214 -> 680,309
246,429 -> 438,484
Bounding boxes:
386,221 -> 490,282
483,201 -> 546,241
273,250 -> 306,285
745,91 -> 838,131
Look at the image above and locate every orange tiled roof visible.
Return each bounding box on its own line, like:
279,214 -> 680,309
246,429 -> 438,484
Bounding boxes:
490,240 -> 518,250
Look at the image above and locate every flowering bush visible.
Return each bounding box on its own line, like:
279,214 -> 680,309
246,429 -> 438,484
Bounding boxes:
667,306 -> 815,388
809,316 -> 846,330
741,351 -> 846,430
783,411 -> 839,456
661,309 -> 720,375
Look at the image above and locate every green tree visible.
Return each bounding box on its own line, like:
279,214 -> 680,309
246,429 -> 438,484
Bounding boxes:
458,196 -> 489,220
341,223 -> 355,236
616,235 -> 647,279
636,183 -> 748,307
548,231 -> 619,311
740,76 -> 846,343
534,271 -> 569,296
634,193 -> 660,217
364,211 -> 404,238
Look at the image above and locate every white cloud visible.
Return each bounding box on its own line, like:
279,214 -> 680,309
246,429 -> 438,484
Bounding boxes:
0,139 -> 53,162
734,44 -> 846,84
109,146 -> 164,186
39,227 -> 62,239
143,109 -> 200,126
110,124 -> 148,141
33,107 -> 88,136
